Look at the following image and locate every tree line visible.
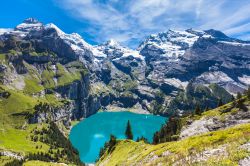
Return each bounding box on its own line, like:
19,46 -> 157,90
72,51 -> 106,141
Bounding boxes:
152,87 -> 250,145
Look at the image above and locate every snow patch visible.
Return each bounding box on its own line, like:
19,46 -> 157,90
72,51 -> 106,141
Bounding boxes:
138,29 -> 202,59
92,47 -> 107,62
95,39 -> 144,61
106,39 -> 119,47
15,22 -> 43,32
0,28 -> 12,35
45,23 -> 65,36
120,50 -> 144,60
218,41 -> 250,46
238,75 -> 250,85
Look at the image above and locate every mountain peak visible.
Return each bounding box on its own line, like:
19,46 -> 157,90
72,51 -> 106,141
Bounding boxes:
15,18 -> 43,32
23,18 -> 40,24
204,29 -> 229,39
105,39 -> 120,47
185,28 -> 206,36
45,23 -> 65,36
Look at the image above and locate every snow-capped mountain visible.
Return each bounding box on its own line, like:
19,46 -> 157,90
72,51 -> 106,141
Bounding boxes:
0,18 -> 249,116
139,29 -> 250,61
93,39 -> 143,61
1,18 -> 94,66
138,28 -> 250,94
138,29 -> 203,60
0,18 -> 43,38
44,23 -> 94,64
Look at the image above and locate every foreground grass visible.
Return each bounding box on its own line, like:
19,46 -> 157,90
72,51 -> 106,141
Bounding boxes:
98,123 -> 250,166
23,160 -> 71,166
180,97 -> 249,128
0,156 -> 14,166
0,124 -> 49,155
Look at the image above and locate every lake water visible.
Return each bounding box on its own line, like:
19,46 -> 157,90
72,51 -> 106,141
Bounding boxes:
69,111 -> 167,163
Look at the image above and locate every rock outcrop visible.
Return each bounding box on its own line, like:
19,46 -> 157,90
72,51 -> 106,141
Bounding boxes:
180,107 -> 250,139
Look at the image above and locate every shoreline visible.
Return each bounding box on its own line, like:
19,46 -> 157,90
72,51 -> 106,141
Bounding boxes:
99,105 -> 150,115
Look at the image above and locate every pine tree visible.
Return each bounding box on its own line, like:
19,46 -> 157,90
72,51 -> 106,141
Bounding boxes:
109,135 -> 117,148
152,117 -> 181,144
236,93 -> 247,112
98,134 -> 117,160
217,98 -> 223,107
105,135 -> 116,153
231,95 -> 235,101
99,147 -> 105,159
125,120 -> 133,140
153,132 -> 160,144
194,105 -> 202,115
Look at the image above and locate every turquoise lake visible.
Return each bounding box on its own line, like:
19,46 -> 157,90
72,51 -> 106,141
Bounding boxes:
69,111 -> 167,163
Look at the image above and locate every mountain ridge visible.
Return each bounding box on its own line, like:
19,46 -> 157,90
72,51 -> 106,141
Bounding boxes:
2,18 -> 250,49
0,18 -> 249,117
0,17 -> 250,166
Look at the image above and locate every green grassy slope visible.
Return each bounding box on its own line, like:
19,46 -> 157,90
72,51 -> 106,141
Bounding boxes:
97,98 -> 250,166
23,160 -> 70,166
0,48 -> 88,165
0,86 -> 83,165
98,124 -> 250,166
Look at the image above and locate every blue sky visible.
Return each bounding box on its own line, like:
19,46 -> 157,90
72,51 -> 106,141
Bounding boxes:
1,0 -> 250,48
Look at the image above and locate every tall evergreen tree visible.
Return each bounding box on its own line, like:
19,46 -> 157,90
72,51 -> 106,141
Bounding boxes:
153,131 -> 160,144
98,134 -> 117,160
195,105 -> 202,115
152,117 -> 181,144
231,95 -> 235,101
236,94 -> 247,112
125,120 -> 133,140
108,135 -> 117,152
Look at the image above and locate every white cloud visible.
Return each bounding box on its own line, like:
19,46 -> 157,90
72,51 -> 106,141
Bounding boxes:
225,23 -> 250,35
54,0 -> 250,47
237,33 -> 250,41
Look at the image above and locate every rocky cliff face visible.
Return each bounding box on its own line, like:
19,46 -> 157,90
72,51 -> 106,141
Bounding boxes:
0,18 -> 99,123
91,29 -> 249,115
138,29 -> 250,93
0,18 -> 249,121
